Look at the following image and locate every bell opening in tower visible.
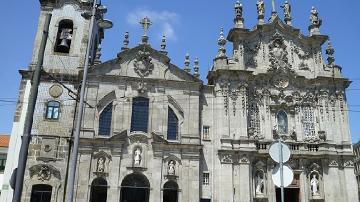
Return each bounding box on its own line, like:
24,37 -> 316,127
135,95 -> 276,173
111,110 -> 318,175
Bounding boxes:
54,19 -> 73,53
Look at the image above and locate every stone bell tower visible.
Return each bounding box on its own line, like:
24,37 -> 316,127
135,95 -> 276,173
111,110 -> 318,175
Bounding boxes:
31,0 -> 105,74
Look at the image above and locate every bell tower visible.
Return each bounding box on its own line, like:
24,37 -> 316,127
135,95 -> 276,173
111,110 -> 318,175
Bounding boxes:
31,0 -> 106,74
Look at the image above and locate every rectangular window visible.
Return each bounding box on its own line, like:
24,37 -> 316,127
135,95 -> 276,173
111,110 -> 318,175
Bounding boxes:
131,97 -> 149,133
202,126 -> 210,140
0,158 -> 6,172
203,172 -> 209,185
200,199 -> 211,202
46,101 -> 60,120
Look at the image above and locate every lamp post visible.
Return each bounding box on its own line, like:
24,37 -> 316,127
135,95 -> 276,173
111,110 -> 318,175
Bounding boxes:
65,0 -> 112,201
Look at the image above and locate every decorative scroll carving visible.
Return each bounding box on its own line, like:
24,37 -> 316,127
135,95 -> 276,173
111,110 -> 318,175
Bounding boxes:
244,42 -> 260,68
268,33 -> 290,70
29,164 -> 61,181
219,81 -> 247,116
220,154 -> 233,164
134,50 -> 154,77
343,160 -> 354,168
239,155 -> 250,164
292,46 -> 311,70
328,159 -> 339,167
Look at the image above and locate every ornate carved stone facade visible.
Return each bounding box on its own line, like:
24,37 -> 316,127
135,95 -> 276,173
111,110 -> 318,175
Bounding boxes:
1,1 -> 358,202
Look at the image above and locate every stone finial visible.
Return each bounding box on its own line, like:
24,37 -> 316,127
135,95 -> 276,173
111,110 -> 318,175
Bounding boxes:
216,27 -> 227,58
94,45 -> 102,65
160,35 -> 168,55
234,1 -> 244,28
281,1 -> 292,25
184,53 -> 191,73
326,41 -> 335,66
308,6 -> 322,36
193,57 -> 200,78
256,0 -> 265,25
121,31 -> 129,50
140,17 -> 152,44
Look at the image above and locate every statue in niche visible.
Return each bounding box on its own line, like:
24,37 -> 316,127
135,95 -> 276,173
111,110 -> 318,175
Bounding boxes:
168,160 -> 175,175
310,7 -> 322,26
134,148 -> 142,165
255,171 -> 264,195
310,174 -> 320,196
256,0 -> 265,17
97,157 -> 105,172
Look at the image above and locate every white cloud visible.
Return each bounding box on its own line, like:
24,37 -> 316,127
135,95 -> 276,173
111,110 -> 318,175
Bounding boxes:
126,8 -> 179,41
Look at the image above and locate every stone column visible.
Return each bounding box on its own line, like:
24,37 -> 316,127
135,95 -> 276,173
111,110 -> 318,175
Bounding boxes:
239,155 -> 251,202
323,159 -> 341,202
107,152 -> 122,202
219,154 -> 234,202
233,163 -> 241,201
343,160 -> 358,202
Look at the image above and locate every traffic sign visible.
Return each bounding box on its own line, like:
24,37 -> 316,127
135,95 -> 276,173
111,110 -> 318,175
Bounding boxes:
272,164 -> 294,187
269,142 -> 290,163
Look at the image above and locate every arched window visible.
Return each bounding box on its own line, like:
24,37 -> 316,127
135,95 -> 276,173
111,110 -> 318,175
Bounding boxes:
30,184 -> 52,202
131,97 -> 149,132
55,19 -> 73,53
89,178 -> 108,202
99,102 -> 112,136
167,107 -> 178,140
277,110 -> 288,134
163,181 -> 178,202
46,101 -> 60,120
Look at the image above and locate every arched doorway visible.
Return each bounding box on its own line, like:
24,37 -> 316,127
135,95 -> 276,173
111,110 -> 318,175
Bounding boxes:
30,184 -> 52,202
89,177 -> 108,202
163,181 -> 178,202
120,173 -> 150,202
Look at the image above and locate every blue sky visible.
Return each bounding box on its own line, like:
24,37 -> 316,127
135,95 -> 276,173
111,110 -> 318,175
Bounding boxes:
1,0 -> 360,142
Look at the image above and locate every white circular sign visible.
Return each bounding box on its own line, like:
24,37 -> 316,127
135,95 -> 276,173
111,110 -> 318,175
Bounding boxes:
269,142 -> 290,163
272,164 -> 294,188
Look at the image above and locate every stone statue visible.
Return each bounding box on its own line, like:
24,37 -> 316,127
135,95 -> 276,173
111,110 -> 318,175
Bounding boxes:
310,7 -> 321,26
256,0 -> 265,17
310,174 -> 319,195
168,160 -> 175,175
97,157 -> 105,172
281,1 -> 291,20
134,148 -> 142,165
235,1 -> 243,17
255,172 -> 264,195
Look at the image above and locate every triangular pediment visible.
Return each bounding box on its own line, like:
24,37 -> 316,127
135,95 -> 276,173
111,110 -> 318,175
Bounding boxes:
88,44 -> 201,83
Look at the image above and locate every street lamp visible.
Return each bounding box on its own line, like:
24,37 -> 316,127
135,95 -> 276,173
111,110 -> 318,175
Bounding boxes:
65,0 -> 112,201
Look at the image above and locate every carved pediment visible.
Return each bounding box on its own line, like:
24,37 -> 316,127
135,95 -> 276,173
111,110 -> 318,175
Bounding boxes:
88,45 -> 201,83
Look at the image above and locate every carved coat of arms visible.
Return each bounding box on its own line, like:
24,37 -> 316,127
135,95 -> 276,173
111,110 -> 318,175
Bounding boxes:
134,50 -> 154,77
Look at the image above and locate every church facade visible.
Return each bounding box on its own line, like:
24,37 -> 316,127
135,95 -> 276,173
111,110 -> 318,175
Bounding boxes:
1,0 -> 358,202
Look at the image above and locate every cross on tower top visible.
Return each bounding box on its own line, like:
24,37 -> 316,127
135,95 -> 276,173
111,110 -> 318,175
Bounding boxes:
140,17 -> 152,36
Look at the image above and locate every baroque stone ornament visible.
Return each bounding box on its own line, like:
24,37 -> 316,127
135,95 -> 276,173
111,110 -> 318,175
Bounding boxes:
49,84 -> 63,98
256,0 -> 265,24
220,154 -> 233,164
269,33 -> 290,70
29,164 -> 61,181
134,50 -> 154,77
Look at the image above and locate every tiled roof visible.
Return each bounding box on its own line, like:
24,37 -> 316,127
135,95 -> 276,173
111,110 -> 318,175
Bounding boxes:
0,134 -> 10,147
